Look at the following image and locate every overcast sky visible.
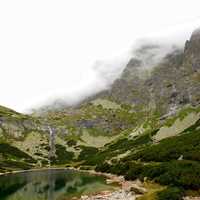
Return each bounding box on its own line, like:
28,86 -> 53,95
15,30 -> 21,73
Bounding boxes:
0,0 -> 200,112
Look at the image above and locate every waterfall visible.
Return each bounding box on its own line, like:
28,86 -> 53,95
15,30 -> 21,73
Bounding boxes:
48,126 -> 56,166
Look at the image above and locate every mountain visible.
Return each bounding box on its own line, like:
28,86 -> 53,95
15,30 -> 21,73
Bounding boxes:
38,27 -> 200,143
1,27 -> 200,199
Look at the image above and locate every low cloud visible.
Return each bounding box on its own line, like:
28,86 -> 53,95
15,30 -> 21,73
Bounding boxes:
29,27 -> 195,113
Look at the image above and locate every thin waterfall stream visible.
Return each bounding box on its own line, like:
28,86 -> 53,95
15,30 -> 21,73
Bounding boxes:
48,126 -> 56,166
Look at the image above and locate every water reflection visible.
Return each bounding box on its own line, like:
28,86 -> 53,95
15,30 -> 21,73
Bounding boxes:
0,169 -> 117,200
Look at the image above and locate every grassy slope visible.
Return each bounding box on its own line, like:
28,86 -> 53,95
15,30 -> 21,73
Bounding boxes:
0,106 -> 49,172
75,108 -> 200,200
0,104 -> 200,199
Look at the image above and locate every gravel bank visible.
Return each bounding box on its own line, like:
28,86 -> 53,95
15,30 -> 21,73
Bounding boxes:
80,189 -> 137,200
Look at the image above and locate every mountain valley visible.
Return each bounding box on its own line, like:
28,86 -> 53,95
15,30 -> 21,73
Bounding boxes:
1,27 -> 200,200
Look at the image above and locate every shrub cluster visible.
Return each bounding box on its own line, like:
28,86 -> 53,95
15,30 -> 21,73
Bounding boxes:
51,144 -> 74,165
96,160 -> 200,190
0,143 -> 36,163
157,187 -> 184,200
124,124 -> 200,162
77,146 -> 99,161
83,133 -> 153,165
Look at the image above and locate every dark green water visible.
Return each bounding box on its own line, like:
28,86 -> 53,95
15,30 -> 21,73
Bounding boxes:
0,169 -> 117,200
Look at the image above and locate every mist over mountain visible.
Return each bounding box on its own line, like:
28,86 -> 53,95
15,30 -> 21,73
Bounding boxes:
33,33 -> 188,113
1,22 -> 200,200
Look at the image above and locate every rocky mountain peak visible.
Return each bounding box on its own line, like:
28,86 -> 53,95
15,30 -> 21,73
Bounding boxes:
184,27 -> 200,58
99,27 -> 200,116
183,27 -> 200,74
190,27 -> 200,41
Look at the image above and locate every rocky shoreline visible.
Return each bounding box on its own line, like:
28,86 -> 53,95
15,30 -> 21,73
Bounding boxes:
76,171 -> 147,200
80,189 -> 137,200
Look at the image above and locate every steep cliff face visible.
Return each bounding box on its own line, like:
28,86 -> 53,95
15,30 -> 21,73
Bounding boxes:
184,28 -> 200,72
93,28 -> 200,117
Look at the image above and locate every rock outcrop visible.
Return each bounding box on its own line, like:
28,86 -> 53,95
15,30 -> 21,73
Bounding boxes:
91,28 -> 200,118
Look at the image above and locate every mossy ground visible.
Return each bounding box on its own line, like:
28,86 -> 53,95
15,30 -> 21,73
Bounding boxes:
138,182 -> 165,200
0,102 -> 200,200
74,108 -> 200,199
